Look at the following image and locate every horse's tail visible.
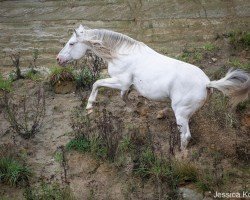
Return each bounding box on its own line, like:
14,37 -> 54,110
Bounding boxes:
207,68 -> 250,107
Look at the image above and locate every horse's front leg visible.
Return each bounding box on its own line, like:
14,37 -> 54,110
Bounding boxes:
86,77 -> 128,112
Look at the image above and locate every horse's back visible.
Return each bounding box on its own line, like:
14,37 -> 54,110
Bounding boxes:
132,50 -> 210,103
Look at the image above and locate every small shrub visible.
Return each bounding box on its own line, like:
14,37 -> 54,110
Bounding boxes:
70,108 -> 123,161
75,66 -> 100,89
66,137 -> 90,153
30,48 -> 39,68
0,157 -> 31,186
2,87 -> 46,139
9,51 -> 23,80
49,66 -> 75,86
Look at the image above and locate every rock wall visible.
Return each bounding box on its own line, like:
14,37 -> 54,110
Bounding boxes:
0,0 -> 249,68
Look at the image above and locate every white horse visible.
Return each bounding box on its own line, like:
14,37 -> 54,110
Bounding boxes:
57,25 -> 249,151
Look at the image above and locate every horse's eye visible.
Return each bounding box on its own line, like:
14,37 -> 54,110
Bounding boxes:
69,43 -> 75,46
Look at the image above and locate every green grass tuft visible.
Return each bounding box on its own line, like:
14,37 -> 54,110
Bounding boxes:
228,58 -> 250,71
23,182 -> 75,200
203,43 -> 217,51
25,69 -> 41,81
172,161 -> 198,183
228,31 -> 250,49
0,73 -> 12,92
66,137 -> 90,153
0,157 -> 31,186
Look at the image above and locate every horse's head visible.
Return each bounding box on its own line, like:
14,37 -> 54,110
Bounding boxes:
56,25 -> 89,66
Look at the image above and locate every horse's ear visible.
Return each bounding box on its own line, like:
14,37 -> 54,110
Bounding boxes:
79,24 -> 90,31
74,29 -> 79,37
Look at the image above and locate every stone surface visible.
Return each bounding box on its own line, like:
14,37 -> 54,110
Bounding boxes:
179,187 -> 211,200
0,0 -> 249,68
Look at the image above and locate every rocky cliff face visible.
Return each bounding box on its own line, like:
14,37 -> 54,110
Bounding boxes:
0,0 -> 249,67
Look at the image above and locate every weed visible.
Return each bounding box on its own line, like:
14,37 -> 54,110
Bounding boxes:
87,188 -> 96,200
25,69 -> 41,81
0,74 -> 12,92
66,137 -> 90,153
9,51 -> 23,80
2,87 -> 46,139
24,182 -> 75,200
30,48 -> 39,69
54,151 -> 63,163
118,135 -> 132,152
228,31 -> 250,49
70,108 -> 123,161
228,58 -> 250,71
50,66 -> 75,86
75,66 -> 98,89
177,47 -> 203,64
172,161 -> 198,183
0,157 -> 31,187
203,43 -> 216,52
75,52 -> 102,89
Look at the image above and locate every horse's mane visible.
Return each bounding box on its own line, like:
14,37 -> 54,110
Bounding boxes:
84,29 -> 141,61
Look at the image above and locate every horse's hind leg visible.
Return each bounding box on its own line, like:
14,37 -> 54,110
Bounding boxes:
172,99 -> 205,151
121,88 -> 132,103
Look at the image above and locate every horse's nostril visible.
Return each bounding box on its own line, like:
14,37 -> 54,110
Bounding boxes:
56,57 -> 59,61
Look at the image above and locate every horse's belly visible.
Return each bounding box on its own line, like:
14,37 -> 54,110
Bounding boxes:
132,76 -> 170,101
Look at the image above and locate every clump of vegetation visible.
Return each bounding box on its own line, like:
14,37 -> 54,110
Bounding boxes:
228,31 -> 250,49
9,51 -> 23,80
29,48 -> 39,69
66,137 -> 90,153
195,149 -> 226,194
177,48 -> 203,64
228,58 -> 250,71
0,157 -> 31,186
177,42 -> 218,65
203,43 -> 217,52
75,66 -> 100,89
0,73 -> 12,93
2,87 -> 46,139
25,48 -> 40,81
69,108 -> 123,161
0,143 -> 31,187
24,182 -> 75,200
24,69 -> 42,81
172,161 -> 198,183
49,67 -> 75,86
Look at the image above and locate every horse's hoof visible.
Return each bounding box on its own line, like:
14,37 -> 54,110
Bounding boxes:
87,108 -> 93,115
